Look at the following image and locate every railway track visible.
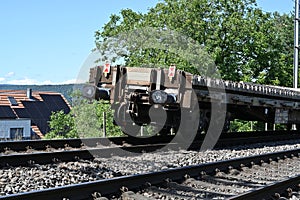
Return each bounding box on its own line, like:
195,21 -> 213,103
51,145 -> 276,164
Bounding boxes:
1,148 -> 300,199
0,130 -> 299,154
0,135 -> 174,153
0,144 -> 171,167
0,131 -> 300,199
0,130 -> 299,167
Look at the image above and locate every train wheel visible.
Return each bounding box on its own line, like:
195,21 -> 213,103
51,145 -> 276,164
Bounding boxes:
120,124 -> 141,137
114,103 -> 140,137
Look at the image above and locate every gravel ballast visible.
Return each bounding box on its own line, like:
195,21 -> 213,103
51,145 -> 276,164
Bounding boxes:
1,139 -> 300,196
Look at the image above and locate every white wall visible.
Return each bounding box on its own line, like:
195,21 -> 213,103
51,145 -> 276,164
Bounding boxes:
0,119 -> 31,139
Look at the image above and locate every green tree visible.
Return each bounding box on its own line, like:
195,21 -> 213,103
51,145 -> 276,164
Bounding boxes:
95,0 -> 292,83
45,110 -> 78,139
72,99 -> 102,138
72,99 -> 123,138
71,89 -> 123,138
94,100 -> 123,137
46,99 -> 123,139
260,13 -> 294,87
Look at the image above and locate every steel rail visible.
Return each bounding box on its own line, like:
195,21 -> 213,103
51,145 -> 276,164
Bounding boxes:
0,135 -> 174,152
228,175 -> 300,200
0,130 -> 299,153
1,148 -> 300,200
0,143 -> 170,167
1,131 -> 300,167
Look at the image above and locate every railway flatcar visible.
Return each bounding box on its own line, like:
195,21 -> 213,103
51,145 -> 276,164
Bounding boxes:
82,65 -> 300,137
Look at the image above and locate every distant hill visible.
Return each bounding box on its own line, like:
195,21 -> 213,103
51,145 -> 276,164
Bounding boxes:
0,84 -> 81,104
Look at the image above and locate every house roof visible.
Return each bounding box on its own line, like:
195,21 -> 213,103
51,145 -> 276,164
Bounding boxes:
0,106 -> 17,119
0,90 -> 71,136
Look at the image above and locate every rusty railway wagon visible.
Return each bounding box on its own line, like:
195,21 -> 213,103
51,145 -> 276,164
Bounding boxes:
82,65 -> 300,136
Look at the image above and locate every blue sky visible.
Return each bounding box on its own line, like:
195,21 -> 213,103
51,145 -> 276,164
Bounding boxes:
0,0 -> 295,85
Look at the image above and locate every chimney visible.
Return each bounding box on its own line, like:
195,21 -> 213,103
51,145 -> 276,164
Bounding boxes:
27,88 -> 32,99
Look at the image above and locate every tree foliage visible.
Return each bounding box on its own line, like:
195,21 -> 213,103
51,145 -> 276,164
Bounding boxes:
261,13 -> 294,87
45,99 -> 123,139
95,0 -> 294,86
45,110 -> 78,139
72,100 -> 122,137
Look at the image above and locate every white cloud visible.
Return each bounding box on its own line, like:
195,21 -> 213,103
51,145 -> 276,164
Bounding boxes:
5,78 -> 77,85
61,79 -> 77,84
7,78 -> 39,85
0,77 -> 5,82
5,72 -> 15,77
